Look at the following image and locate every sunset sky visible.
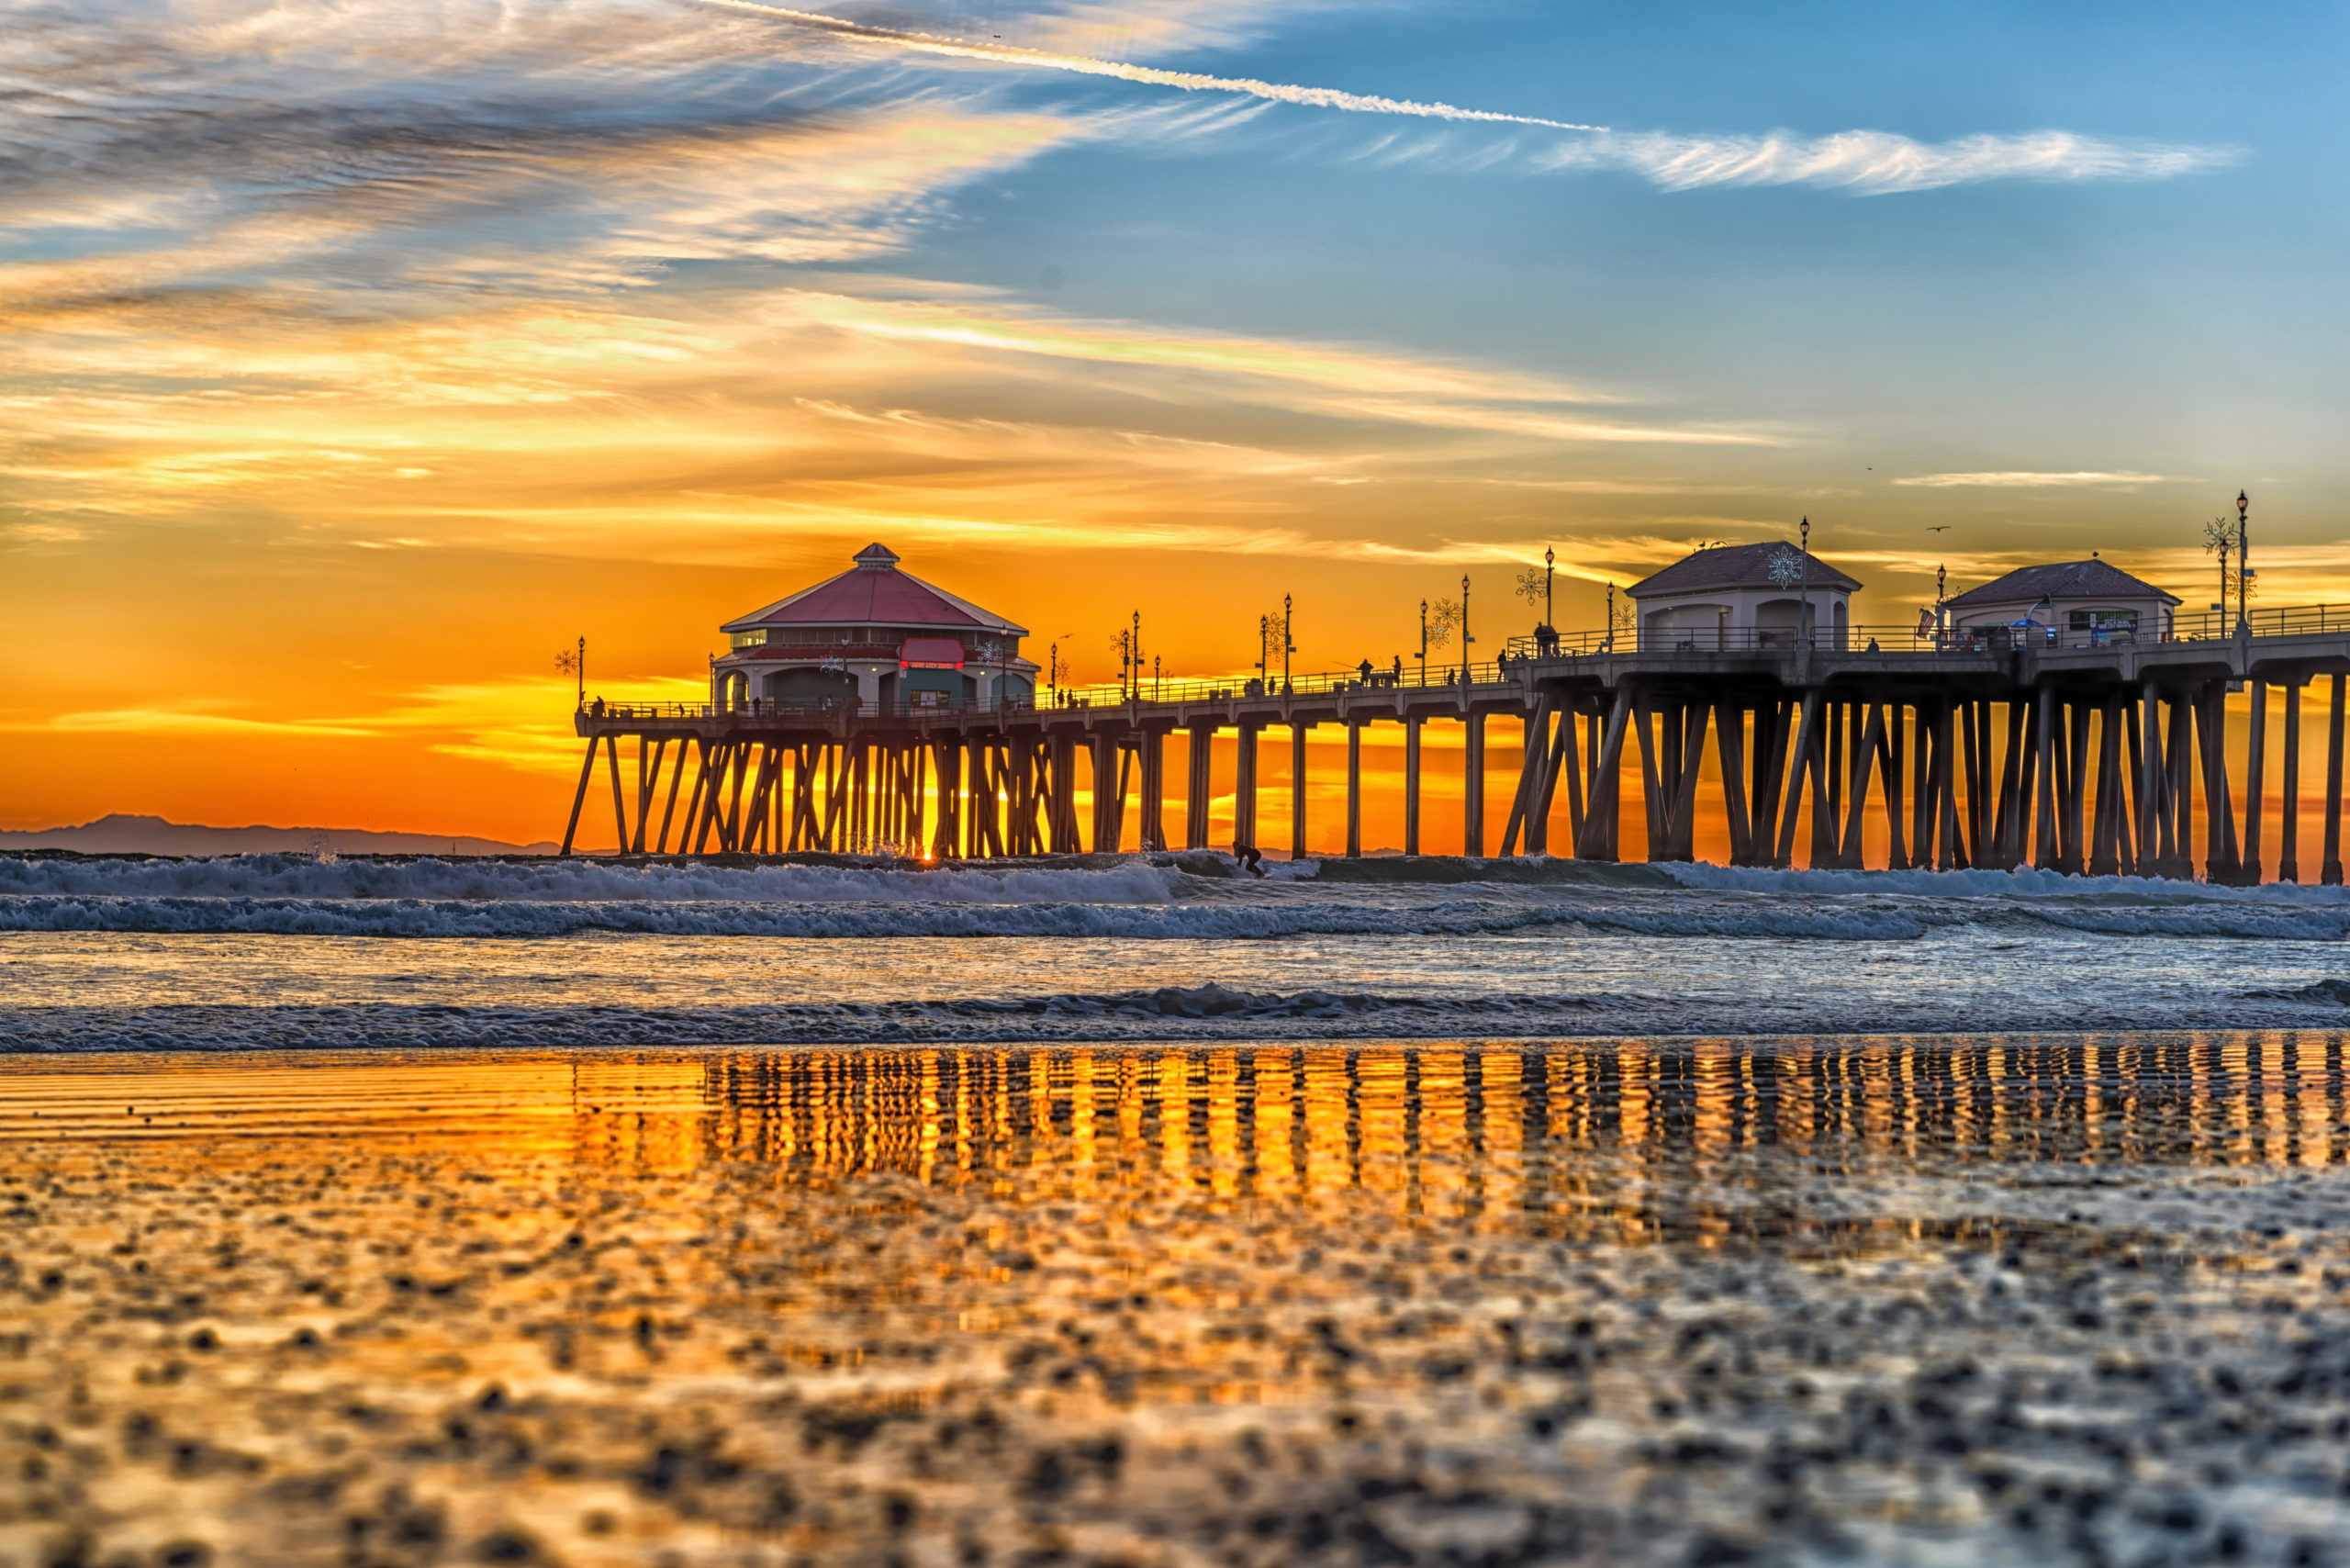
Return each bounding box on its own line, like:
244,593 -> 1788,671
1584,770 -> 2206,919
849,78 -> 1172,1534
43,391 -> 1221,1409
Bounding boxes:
3,0 -> 2343,844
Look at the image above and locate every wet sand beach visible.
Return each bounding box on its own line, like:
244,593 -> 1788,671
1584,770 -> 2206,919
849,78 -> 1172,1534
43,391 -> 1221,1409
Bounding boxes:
6,1036 -> 2350,1566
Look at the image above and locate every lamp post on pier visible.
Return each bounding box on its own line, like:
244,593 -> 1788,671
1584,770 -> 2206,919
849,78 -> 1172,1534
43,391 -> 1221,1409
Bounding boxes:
1281,593 -> 1294,692
1799,516 -> 1814,645
555,637 -> 584,709
2237,489 -> 2252,635
1460,573 -> 1472,683
2220,535 -> 2232,632
1417,599 -> 1430,687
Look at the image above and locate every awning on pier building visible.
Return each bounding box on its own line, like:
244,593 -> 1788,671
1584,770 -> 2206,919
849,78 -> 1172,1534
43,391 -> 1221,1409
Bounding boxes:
1942,558 -> 2179,646
898,638 -> 966,669
1628,542 -> 1863,653
711,543 -> 1037,713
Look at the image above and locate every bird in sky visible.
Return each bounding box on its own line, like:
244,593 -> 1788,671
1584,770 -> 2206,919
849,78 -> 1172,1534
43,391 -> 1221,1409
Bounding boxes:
1927,525 -> 1951,532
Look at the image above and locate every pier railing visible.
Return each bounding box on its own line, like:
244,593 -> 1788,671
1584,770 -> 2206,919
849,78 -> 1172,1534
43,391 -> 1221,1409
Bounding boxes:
2167,604 -> 2350,641
583,604 -> 2350,726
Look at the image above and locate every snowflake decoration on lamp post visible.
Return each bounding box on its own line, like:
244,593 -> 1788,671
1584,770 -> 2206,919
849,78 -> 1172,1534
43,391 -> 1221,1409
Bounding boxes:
554,638 -> 584,708
1765,546 -> 1809,649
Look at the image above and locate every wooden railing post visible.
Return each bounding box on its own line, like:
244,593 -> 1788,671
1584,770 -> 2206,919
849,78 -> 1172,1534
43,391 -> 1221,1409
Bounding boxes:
559,735 -> 598,857
2245,680 -> 2267,883
1186,723 -> 1215,850
1403,716 -> 1423,857
1716,701 -> 1751,866
1290,722 -> 1311,859
2281,681 -> 2302,883
1234,723 -> 1259,855
2326,674 -> 2344,885
1344,722 -> 1363,858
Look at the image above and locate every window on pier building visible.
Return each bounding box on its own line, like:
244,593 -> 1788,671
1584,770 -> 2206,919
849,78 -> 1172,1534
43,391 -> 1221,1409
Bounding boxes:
2068,610 -> 2138,634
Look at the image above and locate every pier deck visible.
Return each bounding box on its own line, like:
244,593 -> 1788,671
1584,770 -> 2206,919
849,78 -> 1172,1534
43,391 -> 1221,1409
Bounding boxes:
562,612 -> 2350,883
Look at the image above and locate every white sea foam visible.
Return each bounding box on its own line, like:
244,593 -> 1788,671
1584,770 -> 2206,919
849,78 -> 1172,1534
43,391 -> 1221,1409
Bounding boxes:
5,854 -> 2350,943
0,854 -> 1191,906
1657,859 -> 2350,904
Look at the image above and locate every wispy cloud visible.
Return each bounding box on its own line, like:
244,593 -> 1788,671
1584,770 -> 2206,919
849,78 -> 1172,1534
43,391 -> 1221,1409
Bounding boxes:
788,290 -> 1617,401
690,6 -> 2227,196
1894,470 -> 2185,487
1538,129 -> 2231,194
778,291 -> 1774,444
41,710 -> 376,738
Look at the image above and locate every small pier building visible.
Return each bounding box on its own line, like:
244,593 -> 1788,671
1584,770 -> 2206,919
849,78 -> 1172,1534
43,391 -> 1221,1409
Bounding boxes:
1942,558 -> 2179,647
1628,542 -> 1861,652
713,543 -> 1037,715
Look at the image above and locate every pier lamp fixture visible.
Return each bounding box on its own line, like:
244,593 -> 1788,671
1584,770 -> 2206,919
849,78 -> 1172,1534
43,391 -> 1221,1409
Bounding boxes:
555,637 -> 584,709
1605,583 -> 1616,650
1257,614 -> 1270,689
1281,593 -> 1295,692
1545,546 -> 1555,629
1048,640 -> 1058,704
1131,610 -> 1142,700
1417,599 -> 1429,687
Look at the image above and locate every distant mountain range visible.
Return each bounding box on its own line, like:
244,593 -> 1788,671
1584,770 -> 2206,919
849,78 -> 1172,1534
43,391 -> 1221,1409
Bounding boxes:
0,814 -> 557,857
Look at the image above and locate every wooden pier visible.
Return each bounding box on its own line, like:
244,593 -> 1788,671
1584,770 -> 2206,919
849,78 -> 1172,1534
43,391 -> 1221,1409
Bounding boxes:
561,612 -> 2350,884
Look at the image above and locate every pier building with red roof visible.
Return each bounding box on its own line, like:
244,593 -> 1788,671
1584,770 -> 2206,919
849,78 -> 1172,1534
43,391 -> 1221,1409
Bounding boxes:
711,543 -> 1038,714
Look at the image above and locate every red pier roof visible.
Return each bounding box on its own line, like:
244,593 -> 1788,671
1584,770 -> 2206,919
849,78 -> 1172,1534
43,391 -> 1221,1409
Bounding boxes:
722,543 -> 1028,637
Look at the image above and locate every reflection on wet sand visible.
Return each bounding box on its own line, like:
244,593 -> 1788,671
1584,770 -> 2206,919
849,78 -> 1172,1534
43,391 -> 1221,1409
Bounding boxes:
5,1036 -> 2350,1567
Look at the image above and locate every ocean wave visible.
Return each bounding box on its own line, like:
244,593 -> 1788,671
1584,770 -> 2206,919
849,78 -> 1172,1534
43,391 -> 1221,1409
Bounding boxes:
6,854 -> 2350,944
0,853 -> 1195,906
14,977 -> 2350,1052
1658,860 -> 2350,904
2245,978 -> 2350,1006
0,985 -> 1616,1051
8,892 -> 2350,943
0,891 -> 1930,941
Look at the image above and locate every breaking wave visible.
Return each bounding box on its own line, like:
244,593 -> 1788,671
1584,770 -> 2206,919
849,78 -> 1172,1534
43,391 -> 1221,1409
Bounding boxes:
0,853 -> 1195,905
1655,861 -> 2350,903
2,985 -> 1614,1052
5,854 -> 2350,943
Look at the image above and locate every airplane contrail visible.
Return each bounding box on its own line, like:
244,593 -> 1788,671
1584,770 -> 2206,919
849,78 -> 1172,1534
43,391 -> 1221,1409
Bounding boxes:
696,0 -> 1608,133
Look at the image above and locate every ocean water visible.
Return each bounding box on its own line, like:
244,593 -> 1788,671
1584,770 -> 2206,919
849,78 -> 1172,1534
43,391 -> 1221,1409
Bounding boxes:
3,851 -> 2349,1049
5,1038 -> 2350,1566
10,854 -> 2350,1564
